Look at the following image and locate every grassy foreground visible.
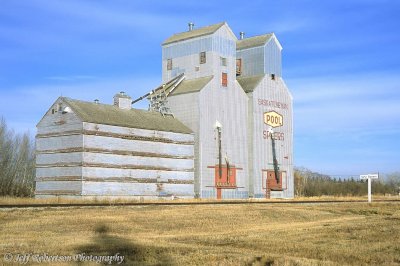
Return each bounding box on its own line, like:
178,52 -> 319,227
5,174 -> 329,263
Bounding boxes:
1,202 -> 400,265
0,195 -> 399,205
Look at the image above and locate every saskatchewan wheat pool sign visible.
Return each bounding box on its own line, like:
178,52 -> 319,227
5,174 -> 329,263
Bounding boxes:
264,111 -> 283,128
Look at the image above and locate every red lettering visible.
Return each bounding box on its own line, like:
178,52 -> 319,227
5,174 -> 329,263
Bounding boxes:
257,99 -> 289,109
262,131 -> 285,141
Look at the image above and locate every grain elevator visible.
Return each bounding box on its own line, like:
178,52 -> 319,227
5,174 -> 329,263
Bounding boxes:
35,22 -> 293,199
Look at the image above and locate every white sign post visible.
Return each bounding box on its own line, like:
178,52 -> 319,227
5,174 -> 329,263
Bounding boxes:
360,174 -> 379,203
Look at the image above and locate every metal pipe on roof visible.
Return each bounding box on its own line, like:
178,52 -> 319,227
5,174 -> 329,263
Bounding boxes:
131,91 -> 154,105
166,75 -> 185,97
188,22 -> 194,31
239,32 -> 245,40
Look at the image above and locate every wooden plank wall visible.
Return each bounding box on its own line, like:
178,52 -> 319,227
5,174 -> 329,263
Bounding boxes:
35,98 -> 195,198
35,100 -> 84,196
81,123 -> 195,198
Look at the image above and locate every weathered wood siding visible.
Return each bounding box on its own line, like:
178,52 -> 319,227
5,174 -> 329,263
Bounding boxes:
82,182 -> 194,198
80,123 -> 195,198
36,98 -> 195,198
36,99 -> 84,196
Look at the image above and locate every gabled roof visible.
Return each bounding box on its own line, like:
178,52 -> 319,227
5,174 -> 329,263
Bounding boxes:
236,33 -> 274,50
163,22 -> 226,45
59,97 -> 193,134
237,74 -> 265,93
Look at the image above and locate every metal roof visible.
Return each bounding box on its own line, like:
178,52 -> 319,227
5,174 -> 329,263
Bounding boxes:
236,33 -> 273,50
170,76 -> 213,96
236,74 -> 265,93
61,97 -> 193,134
149,75 -> 213,97
163,22 -> 225,45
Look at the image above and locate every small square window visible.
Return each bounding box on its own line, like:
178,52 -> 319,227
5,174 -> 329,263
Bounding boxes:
220,57 -> 227,66
51,109 -> 55,114
167,59 -> 172,70
236,59 -> 242,76
200,52 -> 206,64
222,72 -> 227,87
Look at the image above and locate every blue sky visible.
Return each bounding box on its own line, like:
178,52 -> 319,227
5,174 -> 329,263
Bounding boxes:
1,0 -> 399,176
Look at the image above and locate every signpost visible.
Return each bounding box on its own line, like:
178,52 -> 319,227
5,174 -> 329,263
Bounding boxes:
360,173 -> 379,203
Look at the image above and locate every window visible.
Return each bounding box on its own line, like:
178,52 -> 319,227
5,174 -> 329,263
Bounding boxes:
58,104 -> 63,112
200,52 -> 206,64
222,72 -> 227,87
51,109 -> 55,114
167,59 -> 172,70
271,74 -> 275,80
236,59 -> 242,76
220,57 -> 227,66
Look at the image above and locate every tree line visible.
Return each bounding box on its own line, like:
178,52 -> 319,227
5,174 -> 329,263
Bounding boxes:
294,167 -> 400,197
0,117 -> 35,197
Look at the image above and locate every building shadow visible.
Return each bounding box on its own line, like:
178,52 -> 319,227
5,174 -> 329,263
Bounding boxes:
75,223 -> 174,265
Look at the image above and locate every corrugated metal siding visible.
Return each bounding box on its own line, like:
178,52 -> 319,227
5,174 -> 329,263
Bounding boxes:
163,37 -> 213,60
247,92 -> 255,197
166,92 -> 201,196
162,25 -> 236,82
248,76 -> 293,198
196,77 -> 248,199
162,35 -> 235,60
264,40 -> 282,77
166,25 -> 249,199
236,39 -> 282,77
236,47 -> 264,77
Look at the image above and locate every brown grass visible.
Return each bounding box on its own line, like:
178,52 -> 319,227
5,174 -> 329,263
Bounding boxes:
1,202 -> 400,265
0,195 -> 398,206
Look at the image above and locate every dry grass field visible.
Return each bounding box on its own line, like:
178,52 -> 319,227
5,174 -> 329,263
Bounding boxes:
1,201 -> 400,265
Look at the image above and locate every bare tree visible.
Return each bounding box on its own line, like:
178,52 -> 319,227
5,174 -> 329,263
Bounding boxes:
0,117 -> 35,197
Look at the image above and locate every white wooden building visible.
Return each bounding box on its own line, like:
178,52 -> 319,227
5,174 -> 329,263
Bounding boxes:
35,93 -> 195,198
36,22 -> 293,199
